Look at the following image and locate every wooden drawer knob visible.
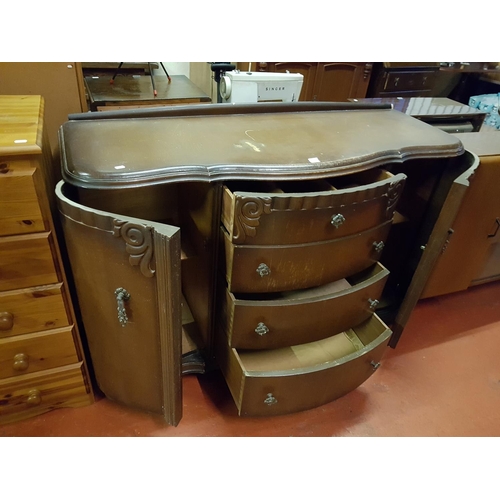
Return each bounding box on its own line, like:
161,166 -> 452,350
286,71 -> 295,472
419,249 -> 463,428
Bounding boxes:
13,353 -> 29,371
26,389 -> 42,406
0,311 -> 14,331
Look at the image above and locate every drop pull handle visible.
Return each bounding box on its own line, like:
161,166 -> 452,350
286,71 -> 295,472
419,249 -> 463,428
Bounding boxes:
370,361 -> 381,371
115,287 -> 131,327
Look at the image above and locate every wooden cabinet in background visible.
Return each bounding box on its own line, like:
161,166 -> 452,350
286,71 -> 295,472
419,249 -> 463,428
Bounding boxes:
0,96 -> 93,425
0,63 -> 87,157
255,62 -> 373,101
367,63 -> 440,98
422,132 -> 500,298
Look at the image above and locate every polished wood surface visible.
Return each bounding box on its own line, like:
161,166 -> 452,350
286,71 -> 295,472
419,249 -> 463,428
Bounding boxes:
59,103 -> 463,189
0,159 -> 47,236
85,74 -> 211,111
422,133 -> 500,297
0,326 -> 78,378
0,232 -> 58,292
352,97 -> 487,132
0,284 -> 69,338
0,95 -> 93,425
0,363 -> 89,425
223,221 -> 392,293
53,103 -> 476,420
56,183 -> 183,425
224,263 -> 389,349
0,64 -> 87,154
217,314 -> 391,416
221,170 -> 405,245
0,96 -> 44,155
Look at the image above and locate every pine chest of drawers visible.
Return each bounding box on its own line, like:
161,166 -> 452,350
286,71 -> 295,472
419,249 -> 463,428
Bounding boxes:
0,95 -> 93,424
54,102 -> 477,425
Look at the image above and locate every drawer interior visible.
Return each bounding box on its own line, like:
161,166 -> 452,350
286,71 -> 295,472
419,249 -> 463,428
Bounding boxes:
236,314 -> 390,374
224,168 -> 394,196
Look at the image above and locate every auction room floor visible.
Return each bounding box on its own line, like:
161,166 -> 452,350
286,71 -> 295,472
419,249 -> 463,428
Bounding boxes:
2,280 -> 500,437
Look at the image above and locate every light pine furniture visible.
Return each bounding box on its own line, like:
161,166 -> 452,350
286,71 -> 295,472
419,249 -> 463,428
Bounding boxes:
422,131 -> 500,298
0,63 -> 88,156
54,102 -> 477,424
0,96 -> 93,424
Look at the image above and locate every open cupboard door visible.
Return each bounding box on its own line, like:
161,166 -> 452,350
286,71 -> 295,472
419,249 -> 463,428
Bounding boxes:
55,181 -> 182,425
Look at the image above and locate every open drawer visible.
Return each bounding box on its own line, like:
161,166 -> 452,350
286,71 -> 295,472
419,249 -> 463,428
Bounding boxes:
221,169 -> 406,246
223,262 -> 389,349
217,313 -> 392,417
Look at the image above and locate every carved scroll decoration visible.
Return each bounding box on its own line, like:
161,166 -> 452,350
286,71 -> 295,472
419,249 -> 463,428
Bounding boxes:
386,178 -> 405,218
113,220 -> 155,278
233,196 -> 272,244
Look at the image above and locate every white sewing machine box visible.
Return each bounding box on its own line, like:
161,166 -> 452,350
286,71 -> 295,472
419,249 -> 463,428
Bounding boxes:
220,70 -> 304,103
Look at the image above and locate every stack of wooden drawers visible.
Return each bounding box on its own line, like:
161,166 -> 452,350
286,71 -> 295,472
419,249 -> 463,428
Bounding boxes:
217,168 -> 406,416
0,95 -> 93,424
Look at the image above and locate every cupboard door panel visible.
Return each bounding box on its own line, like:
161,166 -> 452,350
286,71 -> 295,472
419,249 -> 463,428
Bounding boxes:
56,182 -> 182,425
313,63 -> 373,102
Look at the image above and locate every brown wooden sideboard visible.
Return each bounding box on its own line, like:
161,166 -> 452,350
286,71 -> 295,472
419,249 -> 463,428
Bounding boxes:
54,102 -> 477,425
0,96 -> 94,424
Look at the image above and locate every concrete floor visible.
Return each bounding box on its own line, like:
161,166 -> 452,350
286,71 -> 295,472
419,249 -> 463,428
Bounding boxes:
2,279 -> 500,437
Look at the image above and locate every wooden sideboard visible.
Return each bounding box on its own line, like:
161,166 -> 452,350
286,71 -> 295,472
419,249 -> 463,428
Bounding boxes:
54,102 -> 476,424
251,63 -> 373,102
0,96 -> 93,424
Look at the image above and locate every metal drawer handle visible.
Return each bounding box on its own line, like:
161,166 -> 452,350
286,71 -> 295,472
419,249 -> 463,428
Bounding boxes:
264,393 -> 278,406
368,298 -> 379,311
115,287 -> 131,327
0,311 -> 14,331
255,322 -> 269,336
330,213 -> 346,228
373,241 -> 385,253
370,361 -> 381,371
13,353 -> 29,371
256,263 -> 271,277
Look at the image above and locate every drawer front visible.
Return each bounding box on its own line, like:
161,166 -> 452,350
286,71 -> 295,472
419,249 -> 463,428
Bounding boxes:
0,232 -> 58,292
0,363 -> 90,424
218,314 -> 392,417
222,171 -> 405,245
224,220 -> 392,293
225,262 -> 389,349
383,71 -> 437,92
0,160 -> 46,237
0,326 -> 79,378
0,284 -> 70,338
